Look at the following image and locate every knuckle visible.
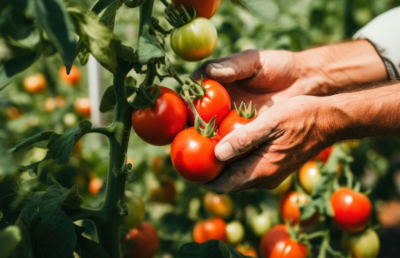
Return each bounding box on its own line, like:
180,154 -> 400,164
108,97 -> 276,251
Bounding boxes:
234,128 -> 253,153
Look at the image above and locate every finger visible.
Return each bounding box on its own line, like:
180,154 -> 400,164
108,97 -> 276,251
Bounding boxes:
205,50 -> 261,84
214,112 -> 280,161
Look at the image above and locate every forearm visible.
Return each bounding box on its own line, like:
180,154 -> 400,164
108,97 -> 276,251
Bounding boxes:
295,40 -> 387,96
319,83 -> 400,143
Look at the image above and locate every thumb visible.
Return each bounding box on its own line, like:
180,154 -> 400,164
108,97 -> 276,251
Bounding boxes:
215,115 -> 270,161
206,50 -> 260,83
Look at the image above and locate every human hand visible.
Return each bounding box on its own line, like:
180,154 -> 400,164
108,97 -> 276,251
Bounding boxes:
199,95 -> 331,193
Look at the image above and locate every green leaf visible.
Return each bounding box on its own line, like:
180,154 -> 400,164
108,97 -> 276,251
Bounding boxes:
123,0 -> 148,8
67,2 -> 121,73
231,0 -> 279,22
92,0 -> 122,30
100,84 -> 136,113
46,120 -> 92,165
177,240 -> 250,258
312,171 -> 337,196
8,131 -> 55,153
75,232 -> 110,258
0,51 -> 39,90
63,185 -> 84,211
0,226 -> 21,258
137,31 -> 165,64
299,203 -> 317,221
0,145 -> 17,177
27,0 -> 76,69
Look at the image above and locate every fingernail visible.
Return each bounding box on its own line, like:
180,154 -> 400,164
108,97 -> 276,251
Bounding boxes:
216,142 -> 235,161
209,63 -> 224,69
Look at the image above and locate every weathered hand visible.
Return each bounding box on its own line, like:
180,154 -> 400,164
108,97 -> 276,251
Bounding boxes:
199,96 -> 330,193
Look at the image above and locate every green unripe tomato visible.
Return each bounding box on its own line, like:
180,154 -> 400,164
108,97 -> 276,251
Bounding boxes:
121,191 -> 145,229
342,228 -> 380,258
249,211 -> 273,237
170,18 -> 217,62
226,220 -> 245,246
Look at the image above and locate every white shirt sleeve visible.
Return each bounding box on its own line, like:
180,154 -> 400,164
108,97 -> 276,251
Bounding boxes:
353,7 -> 400,80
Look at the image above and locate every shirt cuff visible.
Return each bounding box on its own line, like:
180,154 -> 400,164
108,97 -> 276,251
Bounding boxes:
353,7 -> 400,80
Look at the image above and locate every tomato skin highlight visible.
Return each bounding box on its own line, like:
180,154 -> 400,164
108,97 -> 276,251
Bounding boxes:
331,188 -> 372,233
171,127 -> 224,183
132,87 -> 187,146
171,0 -> 221,19
126,222 -> 159,258
59,65 -> 81,86
342,228 -> 380,258
186,79 -> 231,127
193,218 -> 227,244
260,225 -> 308,258
171,18 -> 217,62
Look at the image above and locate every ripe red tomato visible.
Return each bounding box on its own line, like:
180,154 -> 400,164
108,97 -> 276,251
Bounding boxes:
279,191 -> 318,227
186,79 -> 231,127
203,192 -> 233,219
236,245 -> 258,258
193,218 -> 227,244
171,0 -> 221,19
149,177 -> 177,203
218,110 -> 257,138
260,225 -> 308,258
23,74 -> 47,94
132,86 -> 187,146
121,191 -> 145,229
331,188 -> 372,233
74,98 -> 91,117
59,65 -> 81,86
126,222 -> 159,258
171,127 -> 224,183
312,146 -> 333,163
171,18 -> 217,61
342,228 -> 380,258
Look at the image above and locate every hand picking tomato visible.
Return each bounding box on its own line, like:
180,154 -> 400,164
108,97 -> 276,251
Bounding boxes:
23,73 -> 47,94
193,218 -> 227,244
171,18 -> 217,61
279,191 -> 318,227
331,188 -> 372,232
260,225 -> 308,258
185,79 -> 231,127
171,127 -> 224,183
226,220 -> 245,246
121,191 -> 145,229
218,102 -> 257,138
126,222 -> 159,258
342,228 -> 380,258
171,0 -> 221,19
236,244 -> 258,258
132,86 -> 187,146
203,192 -> 233,219
74,98 -> 91,117
312,146 -> 333,163
59,65 -> 81,86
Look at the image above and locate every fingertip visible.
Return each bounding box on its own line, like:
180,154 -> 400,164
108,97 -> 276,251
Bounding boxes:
215,141 -> 235,161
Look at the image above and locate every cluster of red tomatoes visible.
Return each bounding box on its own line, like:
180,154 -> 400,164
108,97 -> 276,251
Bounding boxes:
169,0 -> 221,61
131,79 -> 257,184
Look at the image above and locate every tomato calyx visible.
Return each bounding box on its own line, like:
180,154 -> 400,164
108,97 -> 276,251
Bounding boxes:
194,115 -> 217,138
180,76 -> 206,100
131,84 -> 161,109
161,0 -> 196,28
234,101 -> 257,119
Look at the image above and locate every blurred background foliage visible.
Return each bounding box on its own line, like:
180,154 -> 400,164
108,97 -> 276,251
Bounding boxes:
2,0 -> 400,257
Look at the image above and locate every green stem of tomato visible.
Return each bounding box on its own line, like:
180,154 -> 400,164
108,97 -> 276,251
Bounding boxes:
182,87 -> 207,127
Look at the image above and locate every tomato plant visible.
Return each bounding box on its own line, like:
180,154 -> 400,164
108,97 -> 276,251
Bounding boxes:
171,127 -> 224,183
331,188 -> 372,232
312,146 -> 334,163
59,65 -> 82,86
279,191 -> 318,227
342,228 -> 380,258
185,79 -> 231,126
203,192 -> 233,219
193,218 -> 227,244
236,244 -> 258,257
131,86 -> 187,146
23,74 -> 47,94
74,98 -> 91,117
88,177 -> 103,196
170,18 -> 217,62
298,161 -> 321,194
125,222 -> 159,258
148,177 -> 177,203
248,211 -> 274,237
260,225 -> 308,258
171,0 -> 221,19
270,174 -> 293,195
121,191 -> 145,229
